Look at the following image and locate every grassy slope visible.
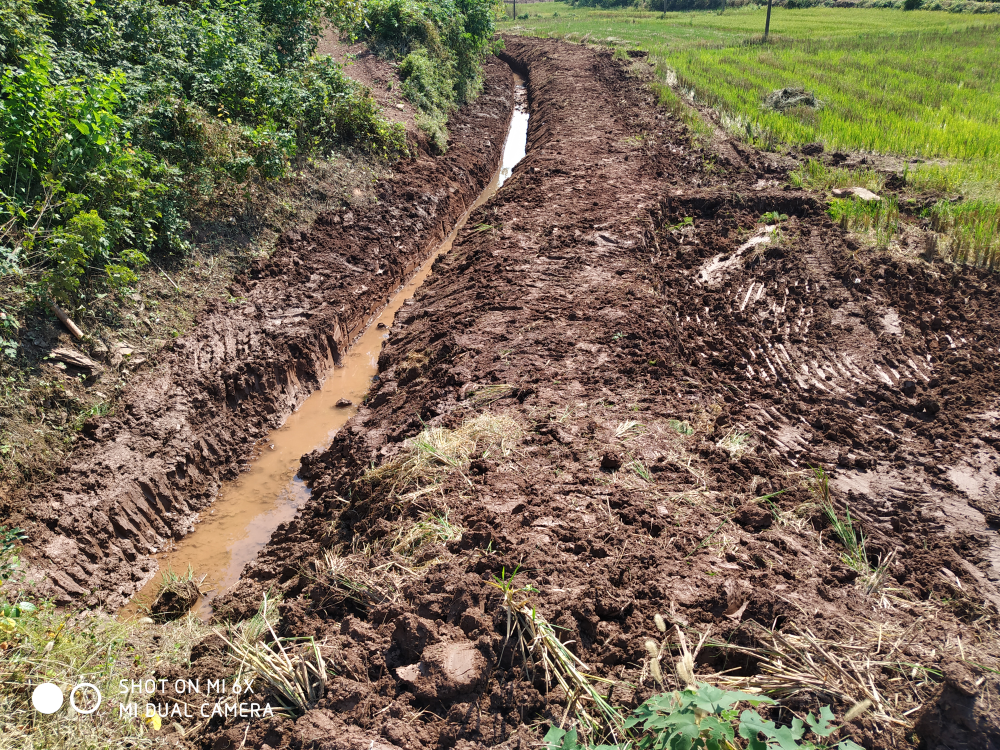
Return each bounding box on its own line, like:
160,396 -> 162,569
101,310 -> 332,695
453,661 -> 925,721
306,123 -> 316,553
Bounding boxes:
501,5 -> 1000,193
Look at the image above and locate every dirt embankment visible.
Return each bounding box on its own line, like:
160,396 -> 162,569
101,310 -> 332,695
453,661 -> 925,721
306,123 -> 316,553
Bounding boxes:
12,59 -> 515,610
197,37 -> 1000,749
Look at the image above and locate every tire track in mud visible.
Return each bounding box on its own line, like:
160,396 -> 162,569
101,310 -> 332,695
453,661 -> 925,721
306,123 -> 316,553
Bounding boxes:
200,38 -> 1000,749
15,60 -> 515,610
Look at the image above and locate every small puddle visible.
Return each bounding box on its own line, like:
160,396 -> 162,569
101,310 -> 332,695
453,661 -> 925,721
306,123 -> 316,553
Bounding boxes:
122,72 -> 529,620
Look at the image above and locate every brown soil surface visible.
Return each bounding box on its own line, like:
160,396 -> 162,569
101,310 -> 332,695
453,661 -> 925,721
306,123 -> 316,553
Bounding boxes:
10,37 -> 1000,750
204,38 -> 1000,749
11,59 -> 514,611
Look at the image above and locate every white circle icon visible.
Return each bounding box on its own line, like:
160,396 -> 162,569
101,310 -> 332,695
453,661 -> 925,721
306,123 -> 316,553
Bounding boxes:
69,683 -> 102,715
32,683 -> 64,714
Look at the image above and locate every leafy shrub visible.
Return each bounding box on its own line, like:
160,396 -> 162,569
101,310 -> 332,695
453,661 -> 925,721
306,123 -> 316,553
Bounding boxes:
543,684 -> 864,750
0,0 -> 406,311
342,0 -> 502,149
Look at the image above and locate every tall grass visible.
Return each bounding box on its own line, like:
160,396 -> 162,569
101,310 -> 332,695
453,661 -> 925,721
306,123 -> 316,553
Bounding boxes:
929,199 -> 1000,267
828,195 -> 900,249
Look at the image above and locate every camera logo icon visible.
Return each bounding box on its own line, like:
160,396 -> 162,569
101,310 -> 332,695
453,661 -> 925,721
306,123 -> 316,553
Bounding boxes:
32,682 -> 102,715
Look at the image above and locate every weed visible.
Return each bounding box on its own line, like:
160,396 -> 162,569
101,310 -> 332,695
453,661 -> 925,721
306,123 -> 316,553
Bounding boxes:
362,413 -> 523,500
614,419 -> 646,441
668,418 -> 694,436
789,159 -> 885,194
492,572 -> 624,744
221,617 -> 326,717
812,467 -> 894,604
684,518 -> 729,560
0,526 -> 26,582
716,427 -> 751,458
391,510 -> 463,557
827,196 -> 899,248
760,210 -> 789,224
317,550 -> 400,609
147,565 -> 207,622
629,460 -> 653,482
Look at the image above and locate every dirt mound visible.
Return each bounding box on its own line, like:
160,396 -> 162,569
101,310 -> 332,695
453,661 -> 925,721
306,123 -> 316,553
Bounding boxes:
149,577 -> 202,622
203,37 -> 999,750
12,59 -> 516,611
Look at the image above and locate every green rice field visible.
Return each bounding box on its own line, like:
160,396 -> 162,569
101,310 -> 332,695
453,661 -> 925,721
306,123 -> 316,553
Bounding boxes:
501,5 -> 1000,197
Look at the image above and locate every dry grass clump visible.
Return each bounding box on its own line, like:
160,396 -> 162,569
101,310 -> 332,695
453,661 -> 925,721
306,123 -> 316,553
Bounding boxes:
220,595 -> 326,718
362,413 -> 523,501
716,426 -> 753,458
466,383 -> 518,407
314,550 -> 403,610
713,620 -> 937,728
492,573 -> 624,745
391,510 -> 463,559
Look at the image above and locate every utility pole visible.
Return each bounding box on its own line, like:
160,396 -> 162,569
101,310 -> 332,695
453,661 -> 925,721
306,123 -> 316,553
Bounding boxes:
763,0 -> 773,41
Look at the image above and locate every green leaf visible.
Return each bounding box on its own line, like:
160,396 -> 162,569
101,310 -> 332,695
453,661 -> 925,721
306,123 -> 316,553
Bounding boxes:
806,706 -> 837,738
542,726 -> 577,750
837,741 -> 866,750
693,684 -> 775,713
739,710 -> 772,740
69,118 -> 90,135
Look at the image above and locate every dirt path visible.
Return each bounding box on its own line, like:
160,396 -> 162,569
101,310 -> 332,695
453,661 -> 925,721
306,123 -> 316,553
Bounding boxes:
11,37 -> 1000,749
14,60 -> 514,611
193,38 -> 1000,749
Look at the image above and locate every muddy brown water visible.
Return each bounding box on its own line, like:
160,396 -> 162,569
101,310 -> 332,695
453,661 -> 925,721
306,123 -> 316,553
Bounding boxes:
123,73 -> 529,620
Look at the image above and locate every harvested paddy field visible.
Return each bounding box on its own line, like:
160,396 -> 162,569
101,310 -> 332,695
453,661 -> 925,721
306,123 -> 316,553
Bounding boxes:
6,37 -> 1000,750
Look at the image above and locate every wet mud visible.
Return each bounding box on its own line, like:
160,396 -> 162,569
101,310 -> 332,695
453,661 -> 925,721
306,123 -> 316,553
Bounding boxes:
14,37 -> 1000,750
209,39 -> 1000,749
16,59 -> 515,611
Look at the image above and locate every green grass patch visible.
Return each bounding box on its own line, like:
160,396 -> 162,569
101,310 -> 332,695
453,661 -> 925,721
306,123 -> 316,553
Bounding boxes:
503,4 -> 1000,268
928,198 -> 1000,267
828,195 -> 900,249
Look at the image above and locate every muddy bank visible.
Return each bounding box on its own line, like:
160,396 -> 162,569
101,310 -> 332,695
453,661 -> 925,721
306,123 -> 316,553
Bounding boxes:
14,59 -> 515,610
200,37 -> 1000,749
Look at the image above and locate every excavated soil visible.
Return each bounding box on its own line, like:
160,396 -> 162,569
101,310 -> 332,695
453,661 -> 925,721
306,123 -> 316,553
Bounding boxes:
203,39 -> 1000,749
13,37 -> 1000,750
13,59 -> 514,611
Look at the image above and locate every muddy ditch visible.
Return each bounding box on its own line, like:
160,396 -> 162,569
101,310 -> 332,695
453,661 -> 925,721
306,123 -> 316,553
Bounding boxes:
119,72 -> 531,620
10,36 -> 1000,750
183,37 -> 1000,749
13,58 -> 516,611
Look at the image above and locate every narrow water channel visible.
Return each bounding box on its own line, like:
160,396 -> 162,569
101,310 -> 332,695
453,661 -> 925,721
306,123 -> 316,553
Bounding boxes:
124,72 -> 530,619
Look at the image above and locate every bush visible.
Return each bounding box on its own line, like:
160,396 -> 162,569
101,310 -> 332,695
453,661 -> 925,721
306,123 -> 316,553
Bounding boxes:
0,0 -> 406,311
342,0 -> 503,148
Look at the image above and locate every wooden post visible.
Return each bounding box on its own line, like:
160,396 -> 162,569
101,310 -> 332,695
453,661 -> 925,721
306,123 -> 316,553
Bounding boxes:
49,300 -> 84,340
763,0 -> 773,41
